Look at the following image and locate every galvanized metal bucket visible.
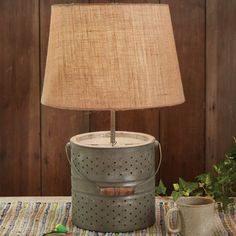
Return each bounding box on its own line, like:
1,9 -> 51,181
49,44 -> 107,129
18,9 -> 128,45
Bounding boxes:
66,131 -> 162,233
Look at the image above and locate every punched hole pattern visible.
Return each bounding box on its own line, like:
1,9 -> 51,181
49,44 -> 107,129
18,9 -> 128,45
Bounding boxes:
72,192 -> 155,230
72,150 -> 155,180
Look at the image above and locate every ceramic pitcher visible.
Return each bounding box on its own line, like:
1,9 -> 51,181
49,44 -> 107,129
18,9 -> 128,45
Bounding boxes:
165,197 -> 216,236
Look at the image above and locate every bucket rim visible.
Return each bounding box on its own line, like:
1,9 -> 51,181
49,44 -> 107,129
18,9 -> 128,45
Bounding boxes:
70,131 -> 156,149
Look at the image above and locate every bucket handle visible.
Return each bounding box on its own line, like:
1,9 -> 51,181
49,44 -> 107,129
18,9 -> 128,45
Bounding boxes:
65,140 -> 162,196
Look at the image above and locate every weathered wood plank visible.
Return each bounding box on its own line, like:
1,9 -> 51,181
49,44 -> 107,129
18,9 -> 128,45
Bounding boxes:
206,0 -> 236,170
0,0 -> 40,195
160,0 -> 206,189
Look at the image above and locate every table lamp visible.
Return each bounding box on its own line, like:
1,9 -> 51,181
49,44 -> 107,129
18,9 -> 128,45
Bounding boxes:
41,3 -> 185,233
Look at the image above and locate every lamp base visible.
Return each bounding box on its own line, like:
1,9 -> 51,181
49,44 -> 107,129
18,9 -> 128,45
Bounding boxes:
66,131 -> 159,232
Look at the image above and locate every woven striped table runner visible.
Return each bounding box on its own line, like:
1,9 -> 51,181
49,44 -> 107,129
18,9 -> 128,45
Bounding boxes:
0,197 -> 235,236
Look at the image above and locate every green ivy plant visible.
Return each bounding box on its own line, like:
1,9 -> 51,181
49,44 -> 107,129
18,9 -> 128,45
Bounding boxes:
156,138 -> 236,207
155,180 -> 167,196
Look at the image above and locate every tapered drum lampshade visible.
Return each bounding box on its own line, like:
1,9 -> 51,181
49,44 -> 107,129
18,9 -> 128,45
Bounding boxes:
41,4 -> 185,110
41,3 -> 185,233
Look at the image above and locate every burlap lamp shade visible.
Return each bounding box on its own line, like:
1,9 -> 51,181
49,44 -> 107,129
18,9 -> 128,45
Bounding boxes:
41,3 -> 185,110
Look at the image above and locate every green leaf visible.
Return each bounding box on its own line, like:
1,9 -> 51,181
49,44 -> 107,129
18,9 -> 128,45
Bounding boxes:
159,137 -> 236,208
205,174 -> 212,186
187,182 -> 198,192
173,183 -> 179,191
193,190 -> 204,196
213,165 -> 220,174
196,173 -> 207,182
171,191 -> 182,201
155,180 -> 167,196
183,191 -> 190,197
198,182 -> 204,188
179,178 -> 187,190
178,178 -> 198,193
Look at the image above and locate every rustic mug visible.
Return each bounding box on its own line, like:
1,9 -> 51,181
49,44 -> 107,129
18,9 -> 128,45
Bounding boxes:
165,196 -> 216,236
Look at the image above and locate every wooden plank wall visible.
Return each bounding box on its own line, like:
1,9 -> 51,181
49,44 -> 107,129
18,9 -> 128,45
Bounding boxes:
206,0 -> 236,170
0,0 -> 235,195
0,0 -> 41,195
160,0 -> 206,188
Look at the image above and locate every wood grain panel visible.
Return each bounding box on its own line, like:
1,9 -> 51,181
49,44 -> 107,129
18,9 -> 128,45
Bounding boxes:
160,0 -> 206,190
0,0 -> 40,195
117,110 -> 159,137
206,0 -> 236,170
40,0 -> 89,196
90,111 -> 111,131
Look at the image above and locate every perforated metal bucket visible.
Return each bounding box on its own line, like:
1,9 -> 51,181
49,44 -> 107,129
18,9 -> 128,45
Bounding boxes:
66,131 -> 161,232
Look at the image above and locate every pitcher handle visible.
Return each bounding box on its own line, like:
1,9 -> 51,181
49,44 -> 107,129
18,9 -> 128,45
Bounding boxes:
165,207 -> 181,233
